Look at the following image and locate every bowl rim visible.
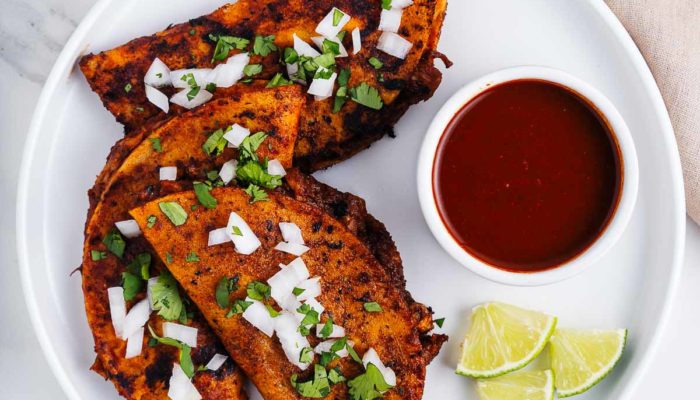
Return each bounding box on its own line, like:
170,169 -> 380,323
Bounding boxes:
416,65 -> 640,286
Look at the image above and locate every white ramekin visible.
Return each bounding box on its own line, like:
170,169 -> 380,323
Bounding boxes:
417,66 -> 639,286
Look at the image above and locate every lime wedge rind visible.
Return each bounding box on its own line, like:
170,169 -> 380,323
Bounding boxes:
456,303 -> 558,379
554,329 -> 628,398
477,370 -> 555,400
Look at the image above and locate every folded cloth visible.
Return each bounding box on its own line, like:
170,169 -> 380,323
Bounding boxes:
606,0 -> 700,224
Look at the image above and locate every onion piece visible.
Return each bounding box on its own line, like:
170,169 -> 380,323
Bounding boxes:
352,28 -> 362,55
362,348 -> 397,386
391,0 -> 414,9
108,287 -> 126,338
311,36 -> 348,57
278,292 -> 303,313
274,241 -> 310,256
145,85 -> 170,113
267,159 -> 287,177
219,159 -> 238,185
170,88 -> 214,109
125,327 -> 144,359
308,70 -> 338,99
296,277 -> 321,301
279,222 -> 304,244
226,212 -> 261,255
206,62 -> 245,88
316,323 -> 345,339
144,57 -> 171,88
115,219 -> 141,239
242,298 -> 276,337
208,227 -> 230,247
314,339 -> 349,358
159,166 -> 177,181
146,277 -> 158,308
268,262 -> 308,306
286,63 -> 305,84
205,354 -> 229,371
379,8 -> 403,33
170,69 -> 212,89
304,298 -> 325,315
275,312 -> 312,370
163,322 -> 198,348
168,363 -> 202,400
287,258 -> 311,281
315,7 -> 351,38
376,31 -> 413,59
294,33 -> 321,57
121,298 -> 151,340
223,124 -> 250,148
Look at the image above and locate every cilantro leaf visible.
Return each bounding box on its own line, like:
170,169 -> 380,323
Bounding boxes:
244,184 -> 269,204
333,9 -> 345,26
149,137 -> 162,153
126,252 -> 152,280
246,281 -> 271,301
121,272 -> 143,301
150,272 -> 184,321
319,318 -> 334,339
193,181 -> 218,209
243,64 -> 263,77
368,57 -> 384,69
381,0 -> 393,10
267,72 -> 293,88
363,302 -> 383,313
124,83 -> 132,93
350,83 -> 384,110
226,299 -> 254,317
291,364 -> 331,398
103,230 -> 126,259
299,347 -> 314,364
185,252 -> 200,262
328,367 -> 346,385
236,161 -> 282,190
348,363 -> 394,400
209,34 -> 250,62
283,47 -> 299,64
338,68 -> 351,87
146,215 -> 157,228
238,131 -> 268,162
202,128 -> 228,156
216,275 -> 240,309
159,201 -> 188,226
434,318 -> 445,328
292,287 -> 305,296
322,39 -> 340,56
91,250 -> 107,261
253,35 -> 277,56
147,326 -> 196,378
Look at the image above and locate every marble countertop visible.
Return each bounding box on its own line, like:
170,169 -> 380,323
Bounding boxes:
1,0 -> 698,398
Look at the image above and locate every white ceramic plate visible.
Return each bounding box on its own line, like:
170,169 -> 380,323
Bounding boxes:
17,0 -> 686,399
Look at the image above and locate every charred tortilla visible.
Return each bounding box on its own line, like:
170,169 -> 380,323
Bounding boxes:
130,187 -> 445,399
82,86 -> 304,399
79,0 -> 448,172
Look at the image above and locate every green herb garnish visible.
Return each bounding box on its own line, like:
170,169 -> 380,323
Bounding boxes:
103,230 -> 126,259
215,275 -> 240,309
247,281 -> 271,301
291,364 -> 331,398
333,9 -> 345,26
209,34 -> 250,62
150,272 -> 184,321
368,57 -> 384,69
146,215 -> 157,228
193,181 -> 217,209
253,35 -> 277,56
124,83 -> 132,93
350,82 -> 384,110
348,363 -> 394,400
266,72 -> 293,88
434,318 -> 445,328
185,252 -> 200,262
149,138 -> 162,153
159,201 -> 188,226
91,250 -> 107,261
363,301 -> 383,313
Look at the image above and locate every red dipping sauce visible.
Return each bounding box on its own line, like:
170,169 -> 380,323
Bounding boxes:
433,80 -> 622,272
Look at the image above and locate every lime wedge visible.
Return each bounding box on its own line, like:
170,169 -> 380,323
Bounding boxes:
549,329 -> 627,397
456,302 -> 557,378
476,370 -> 555,400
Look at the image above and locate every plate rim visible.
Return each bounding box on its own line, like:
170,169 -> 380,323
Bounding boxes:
15,0 -> 686,399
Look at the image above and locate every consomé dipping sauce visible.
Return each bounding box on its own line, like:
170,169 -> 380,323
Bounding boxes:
433,80 -> 622,272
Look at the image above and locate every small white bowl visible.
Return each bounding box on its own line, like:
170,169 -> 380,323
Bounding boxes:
417,66 -> 639,286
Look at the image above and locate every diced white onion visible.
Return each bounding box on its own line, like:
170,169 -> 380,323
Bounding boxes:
125,327 -> 144,359
377,31 -> 413,59
206,62 -> 245,89
168,363 -> 202,400
304,298 -> 325,315
145,85 -> 170,113
279,222 -> 304,244
314,340 -> 349,358
352,27 -> 362,55
308,70 -> 338,99
121,298 -> 151,340
208,227 -> 230,247
294,33 -> 321,57
316,323 -> 346,339
147,277 -> 158,308
242,298 -> 275,337
226,212 -> 261,255
278,293 -> 303,313
163,322 -> 198,348
159,166 -> 177,181
286,63 -> 305,85
287,258 -> 311,280
219,159 -> 238,185
170,88 -> 214,109
205,354 -> 229,371
315,7 -> 351,38
269,263 -> 308,306
170,69 -> 212,89
108,287 -> 126,338
115,219 -> 141,239
296,277 -> 321,301
267,159 -> 287,177
275,312 -> 312,370
311,36 -> 348,57
379,8 -> 403,33
391,0 -> 414,9
275,241 -> 310,256
144,58 -> 171,88
223,124 -> 250,148
362,348 -> 397,386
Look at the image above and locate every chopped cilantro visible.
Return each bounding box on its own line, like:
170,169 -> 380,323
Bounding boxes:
333,9 -> 345,26
381,0 -> 393,10
246,281 -> 271,301
121,272 -> 143,301
238,131 -> 267,162
363,302 -> 383,313
283,47 -> 299,64
193,181 -> 217,209
127,253 -> 151,280
146,215 -> 157,228
165,252 -> 173,264
319,318 -> 334,338
186,85 -> 201,101
253,35 -> 277,56
347,342 -> 362,364
328,368 -> 346,385
243,64 -> 263,76
333,86 -> 348,114
434,318 -> 445,328
209,34 -> 250,62
265,304 -> 281,318
159,201 -> 188,226
216,275 -> 240,309
185,252 -> 200,262
226,299 -> 253,317
103,230 -> 126,259
91,250 -> 107,261
322,39 -> 340,56
202,128 -> 228,156
314,68 -> 334,80
124,83 -> 132,93
300,346 -> 314,364
351,83 -> 384,110
244,184 -> 269,204
266,72 -> 293,88
291,364 -> 331,398
206,82 -> 217,93
314,52 -> 336,69
150,272 -> 184,321
237,161 -> 282,190
147,325 -> 195,378
189,28 -> 196,36
337,30 -> 347,41
348,363 -> 394,400
231,226 -> 243,236
297,304 -> 320,335
292,287 -> 305,296
206,170 -> 220,181
149,137 -> 162,153
368,57 -> 384,69
338,68 -> 351,86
